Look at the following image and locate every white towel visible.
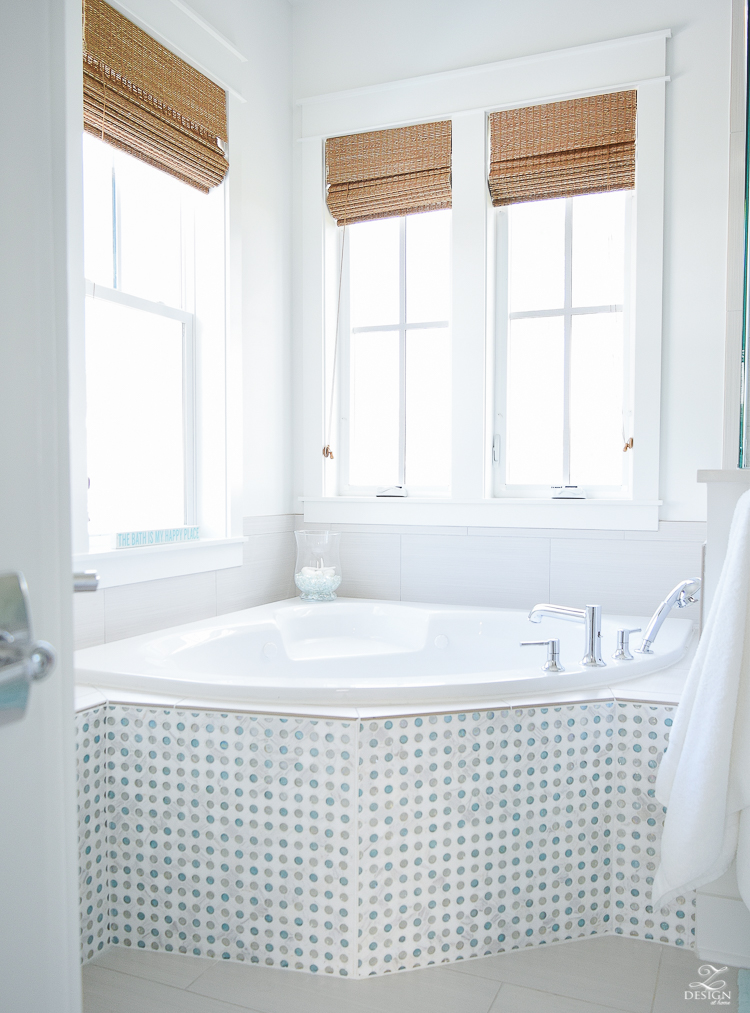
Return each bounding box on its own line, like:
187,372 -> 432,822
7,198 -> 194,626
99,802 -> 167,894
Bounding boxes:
653,488 -> 750,910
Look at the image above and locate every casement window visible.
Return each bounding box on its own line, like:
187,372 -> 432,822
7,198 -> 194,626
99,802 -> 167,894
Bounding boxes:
340,210 -> 452,493
490,92 -> 636,499
79,0 -> 231,557
495,190 -> 632,493
302,34 -> 667,528
325,122 -> 453,495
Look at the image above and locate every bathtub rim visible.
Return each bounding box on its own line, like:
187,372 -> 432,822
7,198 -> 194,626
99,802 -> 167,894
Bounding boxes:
74,596 -> 697,719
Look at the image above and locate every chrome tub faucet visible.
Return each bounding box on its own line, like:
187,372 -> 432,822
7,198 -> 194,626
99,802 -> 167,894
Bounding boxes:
527,603 -> 605,667
635,578 -> 701,655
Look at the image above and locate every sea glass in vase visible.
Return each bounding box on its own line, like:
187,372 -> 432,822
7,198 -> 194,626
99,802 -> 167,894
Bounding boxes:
294,530 -> 342,601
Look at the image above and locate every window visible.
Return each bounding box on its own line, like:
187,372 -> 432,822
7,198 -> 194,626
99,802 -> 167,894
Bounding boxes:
82,133 -> 225,546
496,190 -> 632,495
303,36 -> 667,528
340,209 -> 452,493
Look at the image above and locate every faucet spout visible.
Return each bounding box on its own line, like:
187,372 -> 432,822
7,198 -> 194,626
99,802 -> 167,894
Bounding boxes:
635,578 -> 701,654
527,603 -> 605,667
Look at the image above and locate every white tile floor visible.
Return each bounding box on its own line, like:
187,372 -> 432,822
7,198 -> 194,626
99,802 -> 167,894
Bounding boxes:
82,938 -> 739,1013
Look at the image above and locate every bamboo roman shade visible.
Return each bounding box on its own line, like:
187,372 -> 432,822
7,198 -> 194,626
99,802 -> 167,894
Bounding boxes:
488,91 -> 636,207
82,0 -> 228,192
325,120 -> 452,226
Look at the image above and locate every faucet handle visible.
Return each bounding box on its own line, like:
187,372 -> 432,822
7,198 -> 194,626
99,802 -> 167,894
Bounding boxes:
520,638 -> 564,673
613,628 -> 641,661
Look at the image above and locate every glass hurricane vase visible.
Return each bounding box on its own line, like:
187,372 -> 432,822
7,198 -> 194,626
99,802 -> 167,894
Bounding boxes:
294,530 -> 342,602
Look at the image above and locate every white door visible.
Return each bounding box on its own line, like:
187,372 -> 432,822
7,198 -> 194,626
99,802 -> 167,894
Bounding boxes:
0,0 -> 82,1009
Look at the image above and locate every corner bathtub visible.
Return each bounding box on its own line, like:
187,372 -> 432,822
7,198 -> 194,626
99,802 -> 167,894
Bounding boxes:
74,598 -> 693,709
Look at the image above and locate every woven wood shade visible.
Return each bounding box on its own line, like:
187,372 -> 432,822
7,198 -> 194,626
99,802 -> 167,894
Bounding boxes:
488,91 -> 636,207
325,120 -> 452,226
82,0 -> 228,193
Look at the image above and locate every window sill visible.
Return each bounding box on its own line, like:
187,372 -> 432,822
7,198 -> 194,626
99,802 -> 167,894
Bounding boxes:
73,537 -> 246,589
301,498 -> 660,530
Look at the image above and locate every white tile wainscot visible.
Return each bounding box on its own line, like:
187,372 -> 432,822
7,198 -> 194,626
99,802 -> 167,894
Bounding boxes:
74,515 -> 705,650
298,517 -> 706,616
74,516 -> 297,650
75,693 -> 695,975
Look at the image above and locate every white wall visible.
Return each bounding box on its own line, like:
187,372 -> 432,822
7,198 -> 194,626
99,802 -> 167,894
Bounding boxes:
291,0 -> 733,524
74,0 -> 734,654
0,0 -> 83,1008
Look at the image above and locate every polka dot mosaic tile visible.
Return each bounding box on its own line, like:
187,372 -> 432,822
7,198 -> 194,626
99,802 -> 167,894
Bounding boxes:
76,706 -> 111,962
75,700 -> 694,977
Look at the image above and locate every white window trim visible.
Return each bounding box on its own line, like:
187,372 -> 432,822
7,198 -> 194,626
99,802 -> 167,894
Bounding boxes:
299,30 -> 669,530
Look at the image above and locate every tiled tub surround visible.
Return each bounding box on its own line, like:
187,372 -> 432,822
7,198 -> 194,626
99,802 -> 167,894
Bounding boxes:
76,700 -> 694,976
73,516 -> 705,650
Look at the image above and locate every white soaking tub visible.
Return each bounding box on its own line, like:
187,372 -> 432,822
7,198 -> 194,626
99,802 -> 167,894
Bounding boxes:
74,597 -> 693,709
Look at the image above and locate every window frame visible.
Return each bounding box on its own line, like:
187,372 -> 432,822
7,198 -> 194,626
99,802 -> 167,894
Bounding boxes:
338,214 -> 452,496
492,191 -> 635,500
300,30 -> 669,530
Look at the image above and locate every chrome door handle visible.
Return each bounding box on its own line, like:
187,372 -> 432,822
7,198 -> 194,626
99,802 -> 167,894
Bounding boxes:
0,572 -> 56,726
73,570 -> 99,592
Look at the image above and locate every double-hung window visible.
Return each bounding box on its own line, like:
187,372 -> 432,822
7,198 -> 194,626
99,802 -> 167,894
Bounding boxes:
83,136 -> 215,542
341,210 -> 452,493
79,0 -> 229,553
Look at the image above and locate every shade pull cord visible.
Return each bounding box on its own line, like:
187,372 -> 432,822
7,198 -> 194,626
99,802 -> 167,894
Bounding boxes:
323,225 -> 346,460
101,74 -> 107,140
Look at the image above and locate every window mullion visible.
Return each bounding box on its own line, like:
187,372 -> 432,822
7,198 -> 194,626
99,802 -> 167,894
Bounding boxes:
562,197 -> 573,486
399,216 -> 407,487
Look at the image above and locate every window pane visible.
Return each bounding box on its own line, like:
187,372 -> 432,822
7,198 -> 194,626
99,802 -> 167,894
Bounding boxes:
569,313 -> 624,486
405,328 -> 451,488
572,192 -> 627,307
406,210 -> 451,323
114,150 -> 184,306
348,331 -> 399,487
82,134 -> 114,287
506,317 -> 564,485
508,199 -> 565,313
348,218 -> 400,328
85,297 -> 185,533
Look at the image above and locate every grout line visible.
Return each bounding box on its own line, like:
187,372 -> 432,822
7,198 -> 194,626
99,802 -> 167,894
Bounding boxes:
547,536 -> 552,602
649,947 -> 665,1013
184,960 -> 222,991
484,980 -> 503,1013
84,961 -> 265,1011
89,951 -> 209,991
